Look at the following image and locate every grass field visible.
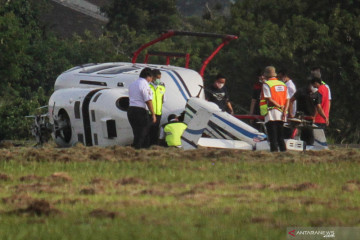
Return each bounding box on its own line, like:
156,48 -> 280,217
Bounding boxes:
0,144 -> 359,240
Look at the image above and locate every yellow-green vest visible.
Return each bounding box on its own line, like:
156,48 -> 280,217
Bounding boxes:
150,84 -> 166,115
164,122 -> 187,147
259,79 -> 287,116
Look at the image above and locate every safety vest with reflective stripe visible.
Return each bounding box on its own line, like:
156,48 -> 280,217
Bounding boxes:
260,78 -> 287,116
149,84 -> 166,115
164,122 -> 187,147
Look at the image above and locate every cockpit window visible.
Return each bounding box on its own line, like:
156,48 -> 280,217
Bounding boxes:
97,67 -> 140,75
116,97 -> 129,111
79,64 -> 122,73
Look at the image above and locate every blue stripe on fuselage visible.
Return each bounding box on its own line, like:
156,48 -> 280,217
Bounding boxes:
164,71 -> 188,101
213,114 -> 266,140
185,128 -> 205,135
315,139 -> 328,146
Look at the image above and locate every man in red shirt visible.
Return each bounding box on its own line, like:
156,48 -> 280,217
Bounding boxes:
311,77 -> 330,128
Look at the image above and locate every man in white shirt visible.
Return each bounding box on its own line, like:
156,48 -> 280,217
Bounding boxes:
277,69 -> 296,115
277,69 -> 296,138
127,67 -> 156,149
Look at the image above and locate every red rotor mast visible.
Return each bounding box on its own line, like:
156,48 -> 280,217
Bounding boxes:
131,30 -> 238,78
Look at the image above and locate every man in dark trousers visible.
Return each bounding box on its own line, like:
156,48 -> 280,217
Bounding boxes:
148,69 -> 166,146
206,74 -> 234,115
127,67 -> 156,149
311,77 -> 330,128
260,66 -> 289,152
288,81 -> 327,145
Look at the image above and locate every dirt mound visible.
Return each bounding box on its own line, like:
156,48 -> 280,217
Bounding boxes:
346,179 -> 360,184
0,149 -> 13,161
80,187 -> 96,195
275,182 -> 319,191
138,189 -> 165,196
54,198 -> 89,205
342,183 -> 359,192
0,141 -> 14,148
342,179 -> 360,192
89,209 -> 117,219
116,177 -> 146,185
0,173 -> 11,181
19,174 -> 44,182
49,172 -> 72,183
88,147 -> 115,161
239,182 -> 318,191
239,183 -> 270,190
10,199 -> 61,216
13,183 -> 56,194
2,194 -> 34,207
251,216 -> 273,224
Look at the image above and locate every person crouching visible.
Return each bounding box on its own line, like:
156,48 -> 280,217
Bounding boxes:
159,114 -> 187,148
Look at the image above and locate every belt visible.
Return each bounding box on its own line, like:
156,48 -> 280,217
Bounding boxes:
129,106 -> 146,110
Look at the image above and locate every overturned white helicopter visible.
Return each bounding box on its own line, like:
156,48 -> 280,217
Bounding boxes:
41,30 -> 327,151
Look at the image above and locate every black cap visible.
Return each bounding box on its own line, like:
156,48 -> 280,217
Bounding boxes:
168,114 -> 177,122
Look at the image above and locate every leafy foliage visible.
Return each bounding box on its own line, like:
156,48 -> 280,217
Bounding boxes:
103,0 -> 180,33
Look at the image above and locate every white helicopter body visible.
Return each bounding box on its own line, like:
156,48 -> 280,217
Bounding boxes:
49,62 -> 204,147
46,31 -> 328,150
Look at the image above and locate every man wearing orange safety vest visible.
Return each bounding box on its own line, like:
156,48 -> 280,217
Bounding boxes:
260,66 -> 290,152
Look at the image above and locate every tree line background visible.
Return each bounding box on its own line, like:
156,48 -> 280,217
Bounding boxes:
1,0 -> 359,143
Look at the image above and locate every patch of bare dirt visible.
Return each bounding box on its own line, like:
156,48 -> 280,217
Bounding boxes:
239,182 -> 318,191
342,183 -> 359,192
274,196 -> 331,207
116,177 -> 146,185
138,189 -> 165,196
193,181 -> 225,191
49,172 -> 72,183
9,199 -> 61,216
89,177 -> 109,185
0,141 -> 14,148
342,179 -> 360,192
251,216 -> 273,224
239,183 -> 271,190
0,173 -> 11,181
275,182 -> 319,191
89,209 -> 118,219
0,149 -> 13,161
175,188 -> 198,197
13,183 -> 57,194
88,147 -> 115,161
111,146 -> 136,157
19,174 -> 44,182
80,187 -> 96,195
346,179 -> 360,184
2,194 -> 34,207
54,198 -> 89,205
